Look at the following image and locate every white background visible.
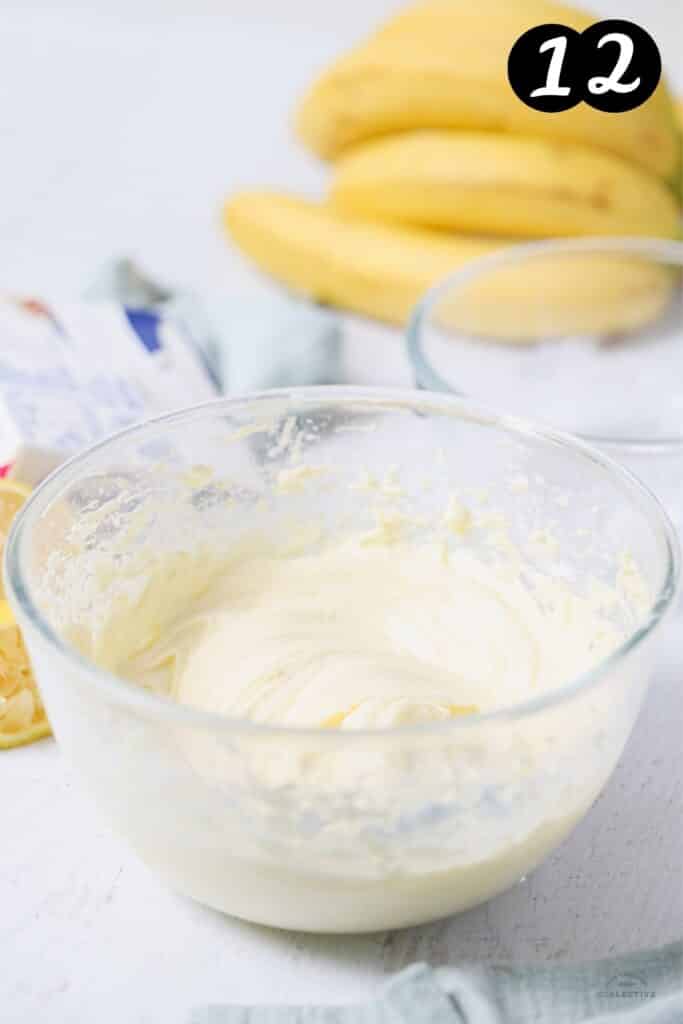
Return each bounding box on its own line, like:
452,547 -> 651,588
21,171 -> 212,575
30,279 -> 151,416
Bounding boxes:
2,3 -> 682,1022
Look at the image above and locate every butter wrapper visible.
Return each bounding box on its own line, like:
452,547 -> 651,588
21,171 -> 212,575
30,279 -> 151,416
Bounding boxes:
0,297 -> 218,484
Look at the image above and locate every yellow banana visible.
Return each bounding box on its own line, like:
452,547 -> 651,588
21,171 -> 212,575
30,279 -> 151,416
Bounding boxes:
224,191 -> 675,339
436,253 -> 676,343
224,191 -> 496,325
331,131 -> 681,239
295,0 -> 681,186
676,99 -> 683,195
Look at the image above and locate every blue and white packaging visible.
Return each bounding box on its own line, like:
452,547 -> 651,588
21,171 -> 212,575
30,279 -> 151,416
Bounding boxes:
0,296 -> 218,483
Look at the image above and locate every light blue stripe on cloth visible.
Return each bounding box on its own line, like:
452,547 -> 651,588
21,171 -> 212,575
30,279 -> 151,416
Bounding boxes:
189,944 -> 683,1024
190,965 -> 465,1024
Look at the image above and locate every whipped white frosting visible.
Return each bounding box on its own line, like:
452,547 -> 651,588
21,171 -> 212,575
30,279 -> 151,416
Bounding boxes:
120,531 -> 626,730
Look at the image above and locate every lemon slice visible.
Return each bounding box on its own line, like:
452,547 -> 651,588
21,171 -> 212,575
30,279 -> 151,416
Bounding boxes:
0,477 -> 32,519
0,599 -> 51,749
0,719 -> 51,749
0,480 -> 51,749
0,478 -> 32,600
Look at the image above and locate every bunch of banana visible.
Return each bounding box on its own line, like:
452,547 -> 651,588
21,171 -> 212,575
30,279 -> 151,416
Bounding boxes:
224,0 -> 682,338
296,0 -> 681,182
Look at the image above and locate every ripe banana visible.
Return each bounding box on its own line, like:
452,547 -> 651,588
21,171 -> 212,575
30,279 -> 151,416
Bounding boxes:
331,131 -> 681,239
295,0 -> 681,186
676,99 -> 683,194
224,191 -> 497,325
224,191 -> 675,339
436,253 -> 676,343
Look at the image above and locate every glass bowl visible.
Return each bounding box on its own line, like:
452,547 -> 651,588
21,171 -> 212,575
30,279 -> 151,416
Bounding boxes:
5,388 -> 679,932
407,238 -> 683,528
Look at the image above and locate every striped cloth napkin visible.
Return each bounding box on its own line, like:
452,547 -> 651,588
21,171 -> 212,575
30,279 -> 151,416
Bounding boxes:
190,942 -> 683,1024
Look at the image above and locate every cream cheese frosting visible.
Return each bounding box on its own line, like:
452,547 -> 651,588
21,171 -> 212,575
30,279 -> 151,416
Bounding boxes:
120,532 -> 626,730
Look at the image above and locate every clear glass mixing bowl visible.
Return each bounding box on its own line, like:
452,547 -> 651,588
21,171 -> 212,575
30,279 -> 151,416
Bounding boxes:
407,238 -> 683,530
5,389 -> 679,933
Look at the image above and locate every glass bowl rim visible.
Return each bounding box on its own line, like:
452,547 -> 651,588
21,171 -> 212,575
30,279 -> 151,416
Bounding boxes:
5,386 -> 680,740
407,236 -> 683,453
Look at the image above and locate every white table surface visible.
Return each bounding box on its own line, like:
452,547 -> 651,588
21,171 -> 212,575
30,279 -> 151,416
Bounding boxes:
2,4 -> 682,1021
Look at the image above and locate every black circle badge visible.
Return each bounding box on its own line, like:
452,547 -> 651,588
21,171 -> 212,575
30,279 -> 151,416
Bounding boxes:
508,23 -> 583,113
508,19 -> 662,115
581,20 -> 661,113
